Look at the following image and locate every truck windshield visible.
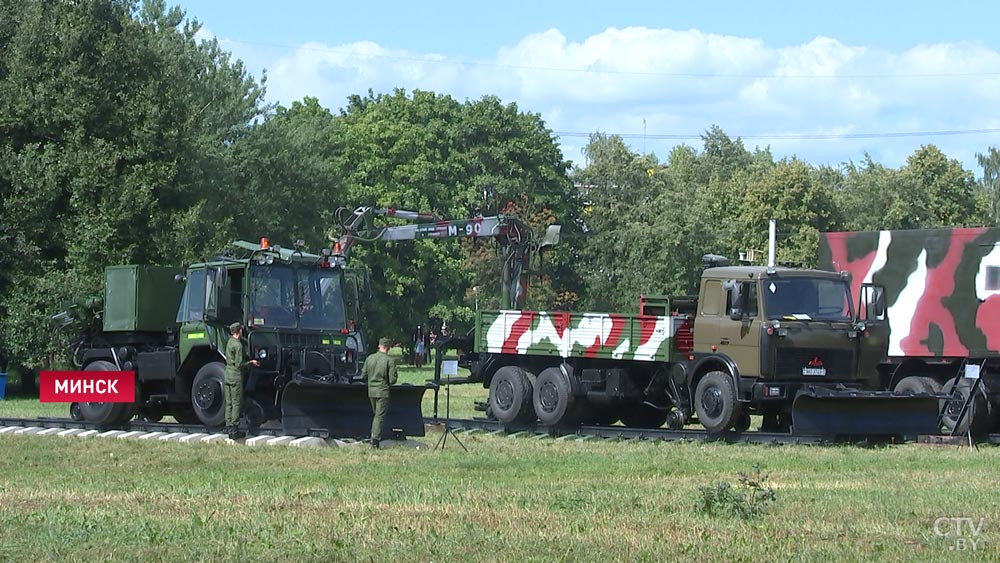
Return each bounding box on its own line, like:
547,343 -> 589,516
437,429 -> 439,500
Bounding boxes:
762,277 -> 853,321
248,264 -> 297,328
297,268 -> 347,330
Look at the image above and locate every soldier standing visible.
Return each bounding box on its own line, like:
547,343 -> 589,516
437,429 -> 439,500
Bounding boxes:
224,322 -> 258,439
362,337 -> 397,448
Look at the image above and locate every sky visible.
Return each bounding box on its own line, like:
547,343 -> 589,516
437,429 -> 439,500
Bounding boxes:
174,0 -> 1000,173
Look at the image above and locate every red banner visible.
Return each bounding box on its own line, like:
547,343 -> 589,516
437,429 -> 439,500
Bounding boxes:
39,371 -> 135,403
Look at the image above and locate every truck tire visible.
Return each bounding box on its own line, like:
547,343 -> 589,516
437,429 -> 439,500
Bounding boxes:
533,367 -> 580,427
941,378 -> 989,435
893,375 -> 940,394
488,366 -> 535,425
694,371 -> 742,433
191,362 -> 226,427
78,360 -> 132,426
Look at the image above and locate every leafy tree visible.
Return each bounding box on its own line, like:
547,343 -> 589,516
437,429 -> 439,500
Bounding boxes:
331,89 -> 576,345
230,97 -> 341,248
732,158 -> 837,267
976,146 -> 1000,225
903,145 -> 979,228
830,155 -> 925,231
0,0 -> 265,367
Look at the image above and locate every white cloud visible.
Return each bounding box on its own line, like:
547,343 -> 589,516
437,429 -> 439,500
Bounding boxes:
224,26 -> 1000,171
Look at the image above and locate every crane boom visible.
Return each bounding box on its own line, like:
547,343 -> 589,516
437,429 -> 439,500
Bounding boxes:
328,206 -> 559,309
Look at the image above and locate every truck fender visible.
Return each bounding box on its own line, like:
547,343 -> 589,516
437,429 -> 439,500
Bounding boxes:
687,354 -> 741,402
80,348 -> 119,369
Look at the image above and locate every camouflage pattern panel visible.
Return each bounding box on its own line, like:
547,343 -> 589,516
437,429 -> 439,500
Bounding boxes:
475,310 -> 676,362
820,228 -> 1000,358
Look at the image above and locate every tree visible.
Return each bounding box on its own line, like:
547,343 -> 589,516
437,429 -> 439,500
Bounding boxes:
976,147 -> 1000,225
331,89 -> 577,344
732,158 -> 837,267
903,145 -> 979,228
0,0 -> 266,367
830,155 -> 925,231
230,97 -> 342,248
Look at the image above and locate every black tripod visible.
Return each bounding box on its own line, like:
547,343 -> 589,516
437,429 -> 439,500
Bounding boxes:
432,339 -> 467,451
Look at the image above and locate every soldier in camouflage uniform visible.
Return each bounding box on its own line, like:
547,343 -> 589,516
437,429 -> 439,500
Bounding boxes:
224,322 -> 258,439
362,337 -> 397,448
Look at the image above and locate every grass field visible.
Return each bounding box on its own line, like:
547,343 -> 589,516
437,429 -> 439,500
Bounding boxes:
1,430 -> 998,561
2,361 -> 998,560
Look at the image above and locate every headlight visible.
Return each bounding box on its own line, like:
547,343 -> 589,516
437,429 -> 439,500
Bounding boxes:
258,348 -> 268,360
856,321 -> 866,332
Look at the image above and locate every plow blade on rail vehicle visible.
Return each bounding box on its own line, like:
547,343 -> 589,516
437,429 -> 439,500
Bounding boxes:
280,381 -> 430,438
790,386 -> 942,436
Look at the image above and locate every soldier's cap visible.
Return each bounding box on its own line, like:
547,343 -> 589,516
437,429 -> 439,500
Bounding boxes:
378,337 -> 392,348
229,322 -> 243,333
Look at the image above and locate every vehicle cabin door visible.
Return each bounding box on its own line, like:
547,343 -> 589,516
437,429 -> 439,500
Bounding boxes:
694,278 -> 761,376
857,282 -> 888,387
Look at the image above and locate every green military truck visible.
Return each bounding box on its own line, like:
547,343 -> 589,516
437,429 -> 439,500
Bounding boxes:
65,240 -> 427,438
456,257 -> 939,435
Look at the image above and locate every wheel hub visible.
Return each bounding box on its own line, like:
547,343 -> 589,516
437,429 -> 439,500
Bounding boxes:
495,380 -> 514,410
701,387 -> 723,419
539,381 -> 558,413
194,382 -> 219,410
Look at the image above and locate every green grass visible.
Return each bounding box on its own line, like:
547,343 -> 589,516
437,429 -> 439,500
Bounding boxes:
0,396 -> 67,419
0,433 -> 997,561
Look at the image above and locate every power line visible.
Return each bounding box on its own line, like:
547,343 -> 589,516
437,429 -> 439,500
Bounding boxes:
219,38 -> 1000,80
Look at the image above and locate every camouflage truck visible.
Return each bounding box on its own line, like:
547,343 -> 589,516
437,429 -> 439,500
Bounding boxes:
820,227 -> 1000,433
63,240 -> 427,438
454,258 -> 939,435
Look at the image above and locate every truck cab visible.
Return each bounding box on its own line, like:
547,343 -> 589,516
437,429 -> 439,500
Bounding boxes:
686,266 -> 887,431
70,240 -> 428,438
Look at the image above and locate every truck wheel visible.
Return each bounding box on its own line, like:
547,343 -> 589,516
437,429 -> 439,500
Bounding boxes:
488,366 -> 535,424
621,406 -> 668,429
694,371 -> 742,433
69,402 -> 83,421
941,378 -> 989,435
191,362 -> 226,427
894,375 -> 939,394
78,361 -> 132,425
533,367 -> 580,427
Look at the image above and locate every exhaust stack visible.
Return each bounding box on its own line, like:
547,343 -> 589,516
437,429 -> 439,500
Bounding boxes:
768,219 -> 777,268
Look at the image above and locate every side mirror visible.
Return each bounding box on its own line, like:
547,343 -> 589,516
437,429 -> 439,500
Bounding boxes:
859,283 -> 886,321
729,308 -> 744,321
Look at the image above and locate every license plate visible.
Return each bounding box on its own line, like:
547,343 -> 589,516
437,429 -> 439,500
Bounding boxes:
802,367 -> 826,376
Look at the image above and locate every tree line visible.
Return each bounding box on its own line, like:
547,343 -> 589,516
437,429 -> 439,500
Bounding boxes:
0,0 -> 996,373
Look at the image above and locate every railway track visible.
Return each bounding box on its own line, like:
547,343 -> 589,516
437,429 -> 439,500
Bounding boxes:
2,416 -> 998,447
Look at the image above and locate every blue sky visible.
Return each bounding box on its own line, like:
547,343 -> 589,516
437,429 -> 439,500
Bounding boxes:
175,1 -> 1000,172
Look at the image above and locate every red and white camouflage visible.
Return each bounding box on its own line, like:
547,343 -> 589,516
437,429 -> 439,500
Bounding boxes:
820,227 -> 1000,359
475,310 -> 679,362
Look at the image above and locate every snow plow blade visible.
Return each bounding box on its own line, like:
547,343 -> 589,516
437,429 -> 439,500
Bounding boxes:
791,386 -> 942,436
281,380 -> 429,439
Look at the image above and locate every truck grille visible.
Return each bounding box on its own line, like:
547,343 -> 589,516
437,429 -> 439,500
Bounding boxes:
774,348 -> 854,379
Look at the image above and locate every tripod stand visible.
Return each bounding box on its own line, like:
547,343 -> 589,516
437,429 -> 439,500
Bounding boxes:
432,339 -> 467,451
